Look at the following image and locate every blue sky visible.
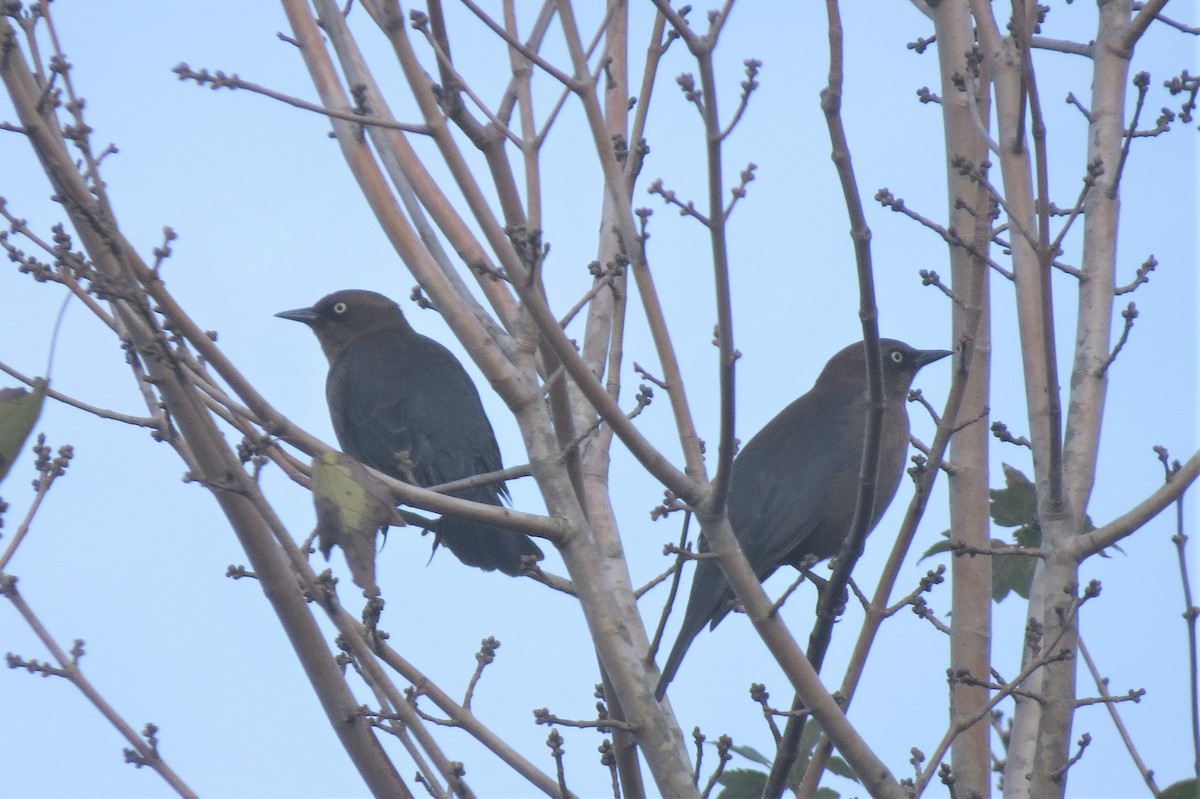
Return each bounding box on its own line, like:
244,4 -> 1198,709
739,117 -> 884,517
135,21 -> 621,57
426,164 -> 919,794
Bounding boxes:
1,3 -> 1196,797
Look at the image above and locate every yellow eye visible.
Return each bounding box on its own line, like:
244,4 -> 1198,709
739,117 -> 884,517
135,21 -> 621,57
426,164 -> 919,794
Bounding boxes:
333,302 -> 348,314
889,349 -> 904,364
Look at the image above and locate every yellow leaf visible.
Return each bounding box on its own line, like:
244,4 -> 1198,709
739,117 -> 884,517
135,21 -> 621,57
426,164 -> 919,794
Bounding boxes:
0,380 -> 47,484
310,450 -> 401,594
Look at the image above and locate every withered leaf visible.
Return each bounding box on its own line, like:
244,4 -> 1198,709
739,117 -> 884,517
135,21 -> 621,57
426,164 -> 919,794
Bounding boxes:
0,380 -> 47,484
311,450 -> 402,594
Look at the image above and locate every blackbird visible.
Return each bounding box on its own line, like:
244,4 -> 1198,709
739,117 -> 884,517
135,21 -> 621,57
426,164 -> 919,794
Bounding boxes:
655,339 -> 950,699
277,289 -> 544,576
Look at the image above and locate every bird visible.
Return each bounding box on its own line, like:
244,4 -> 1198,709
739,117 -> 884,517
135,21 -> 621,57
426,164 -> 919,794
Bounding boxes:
655,339 -> 951,699
277,289 -> 544,576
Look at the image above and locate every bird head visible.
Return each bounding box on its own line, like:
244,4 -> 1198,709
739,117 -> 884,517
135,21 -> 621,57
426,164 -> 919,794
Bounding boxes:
820,339 -> 952,399
276,289 -> 413,364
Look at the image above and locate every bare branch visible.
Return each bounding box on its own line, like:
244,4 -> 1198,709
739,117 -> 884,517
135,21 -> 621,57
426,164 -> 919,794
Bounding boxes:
1031,37 -> 1094,57
1075,447 -> 1200,557
456,0 -> 576,88
533,708 -> 635,732
918,269 -> 968,309
1164,69 -> 1198,124
1093,302 -> 1138,377
718,59 -> 761,141
991,421 -> 1032,449
1048,158 -> 1101,263
1,579 -> 198,796
1123,0 -> 1173,52
407,13 -> 522,147
0,436 -> 72,570
876,189 -> 1014,279
0,359 -> 158,429
462,637 -> 499,712
647,178 -> 710,226
724,163 -> 756,219
1065,92 -> 1094,121
1110,73 -> 1153,199
1131,3 -> 1200,35
913,591 -> 1097,795
908,34 -> 936,54
172,63 -> 430,134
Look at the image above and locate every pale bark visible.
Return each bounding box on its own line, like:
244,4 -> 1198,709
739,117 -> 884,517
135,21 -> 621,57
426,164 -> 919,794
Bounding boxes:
931,3 -> 995,797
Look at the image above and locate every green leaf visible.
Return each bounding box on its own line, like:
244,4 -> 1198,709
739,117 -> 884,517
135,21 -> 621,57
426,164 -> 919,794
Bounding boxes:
311,451 -> 402,594
0,381 -> 46,485
921,462 -> 1115,603
919,530 -> 953,562
716,768 -> 768,799
827,755 -> 860,783
921,530 -> 1035,603
1159,778 -> 1198,799
784,718 -> 824,785
1013,523 -> 1041,549
723,724 -> 858,796
797,717 -> 823,753
729,744 -> 772,767
992,536 -> 1036,601
989,463 -> 1037,527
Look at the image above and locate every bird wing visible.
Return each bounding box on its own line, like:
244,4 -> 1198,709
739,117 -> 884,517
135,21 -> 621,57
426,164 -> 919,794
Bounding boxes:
725,388 -> 859,577
327,330 -> 509,504
657,386 -> 867,696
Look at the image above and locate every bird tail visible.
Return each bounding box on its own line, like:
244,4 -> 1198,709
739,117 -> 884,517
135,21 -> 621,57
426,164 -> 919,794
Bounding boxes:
655,615 -> 706,701
435,485 -> 544,576
655,557 -> 738,700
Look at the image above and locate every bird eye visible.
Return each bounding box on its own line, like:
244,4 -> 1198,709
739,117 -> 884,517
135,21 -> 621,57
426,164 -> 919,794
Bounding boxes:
333,302 -> 348,315
889,349 -> 904,364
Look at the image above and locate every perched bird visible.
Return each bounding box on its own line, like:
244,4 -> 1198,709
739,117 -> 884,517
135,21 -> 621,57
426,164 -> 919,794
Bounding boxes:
655,339 -> 951,699
277,289 -> 544,576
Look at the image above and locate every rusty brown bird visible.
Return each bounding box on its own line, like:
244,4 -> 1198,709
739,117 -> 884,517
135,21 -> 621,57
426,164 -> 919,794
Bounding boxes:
278,289 -> 543,576
656,339 -> 950,699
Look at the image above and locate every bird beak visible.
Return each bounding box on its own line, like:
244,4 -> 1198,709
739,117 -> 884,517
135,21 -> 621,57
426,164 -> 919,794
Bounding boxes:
275,306 -> 319,326
914,348 -> 953,369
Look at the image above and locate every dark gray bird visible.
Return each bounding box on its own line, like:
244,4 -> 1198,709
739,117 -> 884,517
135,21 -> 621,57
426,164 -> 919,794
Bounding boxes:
655,339 -> 950,699
277,289 -> 544,576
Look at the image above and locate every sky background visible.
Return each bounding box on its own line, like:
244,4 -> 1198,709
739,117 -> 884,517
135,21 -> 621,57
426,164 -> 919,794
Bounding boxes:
1,2 -> 1197,798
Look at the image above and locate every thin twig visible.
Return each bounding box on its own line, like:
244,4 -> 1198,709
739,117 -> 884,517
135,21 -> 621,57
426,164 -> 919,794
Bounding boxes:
875,189 -> 1014,279
559,272 -> 618,329
0,360 -> 157,428
699,735 -> 733,799
647,178 -> 711,226
1157,446 -> 1200,780
1122,0 -> 1172,53
646,512 -> 693,664
1031,37 -> 1094,57
1,579 -> 198,797
0,444 -> 66,571
172,63 -> 430,134
1093,302 -> 1137,377
919,269 -> 968,309
718,59 -> 761,141
457,0 -> 576,88
1109,72 -> 1151,199
462,637 -> 499,712
533,708 -> 635,732
1131,2 -> 1200,35
633,562 -> 677,602
1065,92 -> 1094,121
408,13 -> 522,148
1048,158 -> 1100,261
913,592 -> 1096,795
494,1 -> 557,126
766,0 -> 889,791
